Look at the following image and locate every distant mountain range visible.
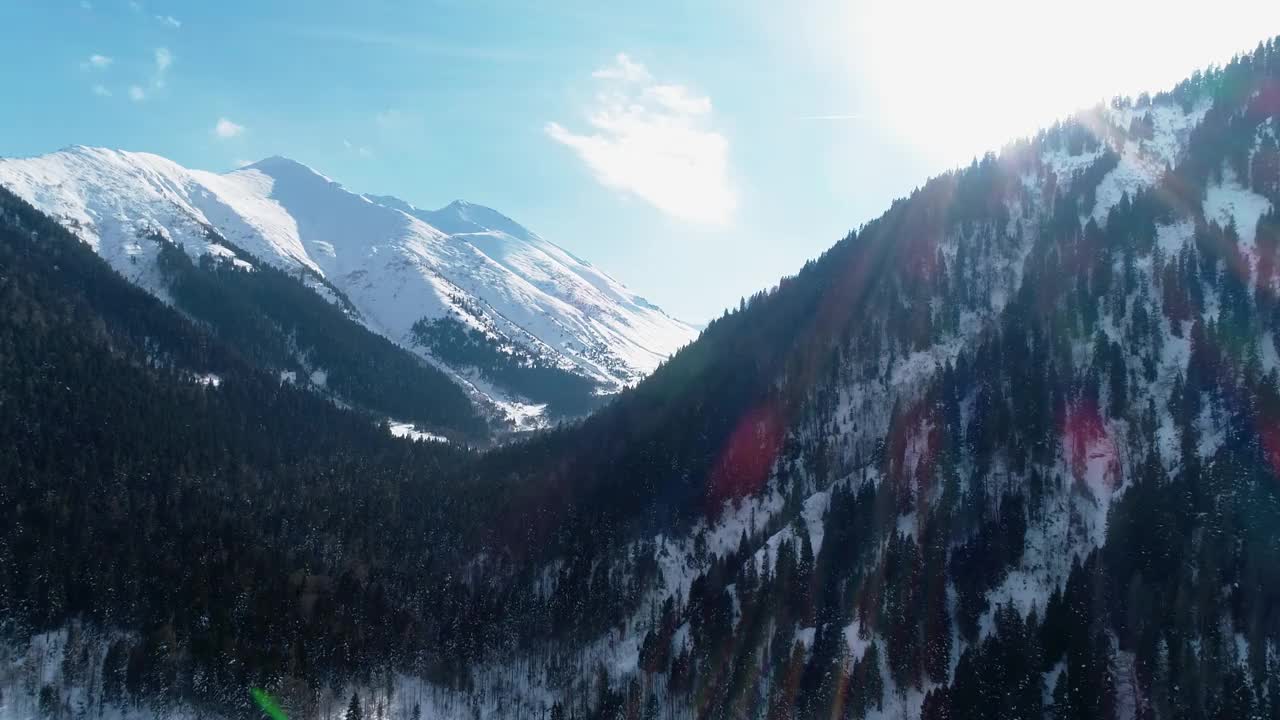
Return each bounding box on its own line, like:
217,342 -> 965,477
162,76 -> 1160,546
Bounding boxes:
0,147 -> 698,431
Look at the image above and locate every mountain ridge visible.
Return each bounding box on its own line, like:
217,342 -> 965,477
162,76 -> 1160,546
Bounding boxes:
0,145 -> 699,428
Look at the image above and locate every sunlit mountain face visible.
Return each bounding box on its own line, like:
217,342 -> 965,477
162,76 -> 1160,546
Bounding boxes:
0,147 -> 698,436
0,24 -> 1279,720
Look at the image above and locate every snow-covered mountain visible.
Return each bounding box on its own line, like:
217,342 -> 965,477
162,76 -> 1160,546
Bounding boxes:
5,39 -> 1280,720
0,147 -> 698,426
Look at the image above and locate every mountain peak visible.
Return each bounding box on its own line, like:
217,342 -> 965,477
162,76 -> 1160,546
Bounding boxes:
236,155 -> 335,185
427,199 -> 534,241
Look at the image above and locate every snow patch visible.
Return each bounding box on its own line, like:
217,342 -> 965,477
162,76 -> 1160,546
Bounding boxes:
1156,219 -> 1195,254
1094,98 -> 1212,224
1204,168 -> 1272,252
388,420 -> 447,443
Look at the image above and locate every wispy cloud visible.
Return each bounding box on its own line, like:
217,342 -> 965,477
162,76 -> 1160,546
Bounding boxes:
343,139 -> 375,159
797,114 -> 864,121
150,47 -> 172,90
374,109 -> 405,129
547,53 -> 735,226
91,84 -> 112,97
288,26 -> 530,62
126,48 -> 171,101
214,118 -> 245,139
156,14 -> 181,28
591,54 -> 649,82
81,54 -> 113,70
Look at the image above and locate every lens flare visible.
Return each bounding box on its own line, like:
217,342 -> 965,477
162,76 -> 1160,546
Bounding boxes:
251,688 -> 289,720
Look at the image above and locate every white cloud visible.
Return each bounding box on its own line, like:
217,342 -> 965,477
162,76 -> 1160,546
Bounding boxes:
151,47 -> 172,89
156,15 -> 181,28
214,117 -> 245,139
122,49 -> 171,101
591,53 -> 650,83
643,84 -> 712,116
91,84 -> 111,97
547,53 -> 735,226
234,159 -> 254,169
82,54 -> 113,70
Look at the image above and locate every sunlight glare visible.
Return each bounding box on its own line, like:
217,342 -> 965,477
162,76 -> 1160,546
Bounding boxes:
823,0 -> 1280,168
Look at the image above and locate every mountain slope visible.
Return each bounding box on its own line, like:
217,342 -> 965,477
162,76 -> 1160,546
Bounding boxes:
0,149 -> 698,425
404,39 -> 1280,720
2,37 -> 1280,720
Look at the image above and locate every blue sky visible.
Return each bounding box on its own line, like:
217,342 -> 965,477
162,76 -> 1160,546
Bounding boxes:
1,1 -> 1277,322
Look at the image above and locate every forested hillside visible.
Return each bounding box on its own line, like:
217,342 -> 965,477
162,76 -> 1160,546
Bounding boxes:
2,37 -> 1279,720
0,185 -> 503,716
153,230 -> 490,440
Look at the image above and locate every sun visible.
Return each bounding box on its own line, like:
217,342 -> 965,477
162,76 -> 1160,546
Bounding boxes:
820,0 -> 1280,170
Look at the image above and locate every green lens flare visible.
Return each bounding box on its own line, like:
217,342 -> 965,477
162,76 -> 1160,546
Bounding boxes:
252,688 -> 289,720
